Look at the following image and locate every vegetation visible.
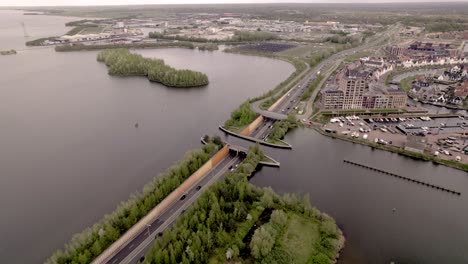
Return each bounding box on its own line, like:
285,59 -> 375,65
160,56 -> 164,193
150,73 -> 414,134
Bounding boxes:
26,36 -> 57,46
223,101 -> 258,131
54,42 -> 195,51
149,32 -> 214,43
96,49 -> 209,88
65,24 -> 99,36
268,115 -> 299,143
425,22 -> 467,33
230,30 -> 279,42
45,142 -> 223,264
197,44 -> 219,51
0,49 -> 17,55
65,19 -> 101,27
399,76 -> 416,92
143,145 -> 343,264
301,74 -> 325,101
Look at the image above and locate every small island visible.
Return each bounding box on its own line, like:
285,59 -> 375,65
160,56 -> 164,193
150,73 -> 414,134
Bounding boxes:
0,49 -> 17,55
97,49 -> 209,88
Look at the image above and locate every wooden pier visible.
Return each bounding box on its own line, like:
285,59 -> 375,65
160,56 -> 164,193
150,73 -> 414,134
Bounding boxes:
343,159 -> 461,196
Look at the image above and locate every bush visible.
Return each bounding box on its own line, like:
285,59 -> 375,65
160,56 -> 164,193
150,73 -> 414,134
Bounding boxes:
223,101 -> 258,130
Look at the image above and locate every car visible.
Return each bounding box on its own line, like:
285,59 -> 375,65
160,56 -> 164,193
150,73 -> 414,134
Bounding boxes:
195,185 -> 202,191
180,194 -> 186,200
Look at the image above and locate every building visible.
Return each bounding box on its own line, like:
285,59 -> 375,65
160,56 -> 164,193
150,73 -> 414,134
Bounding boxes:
321,63 -> 407,110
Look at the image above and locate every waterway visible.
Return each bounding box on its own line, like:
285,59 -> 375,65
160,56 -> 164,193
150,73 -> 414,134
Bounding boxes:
0,10 -> 294,264
1,9 -> 467,264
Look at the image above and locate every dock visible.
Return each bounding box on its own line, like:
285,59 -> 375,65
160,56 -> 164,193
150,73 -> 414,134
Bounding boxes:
343,159 -> 461,196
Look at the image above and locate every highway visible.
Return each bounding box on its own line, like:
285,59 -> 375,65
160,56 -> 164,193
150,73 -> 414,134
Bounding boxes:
100,26 -> 399,264
105,153 -> 242,264
247,25 -> 400,142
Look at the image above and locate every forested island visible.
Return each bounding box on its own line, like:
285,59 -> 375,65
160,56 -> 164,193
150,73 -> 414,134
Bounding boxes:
97,49 -> 209,88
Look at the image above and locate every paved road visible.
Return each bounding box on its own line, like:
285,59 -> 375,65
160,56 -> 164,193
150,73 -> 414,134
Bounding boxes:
247,25 -> 400,142
104,25 -> 400,264
106,154 -> 241,264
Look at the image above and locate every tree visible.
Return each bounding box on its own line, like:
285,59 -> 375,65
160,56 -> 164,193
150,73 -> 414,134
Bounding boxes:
250,225 -> 275,259
270,210 -> 288,231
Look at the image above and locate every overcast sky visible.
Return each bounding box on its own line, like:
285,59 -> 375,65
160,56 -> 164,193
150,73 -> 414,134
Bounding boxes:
2,0 -> 467,7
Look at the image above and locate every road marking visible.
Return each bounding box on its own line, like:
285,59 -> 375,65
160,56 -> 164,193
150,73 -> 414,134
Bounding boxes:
129,244 -> 134,249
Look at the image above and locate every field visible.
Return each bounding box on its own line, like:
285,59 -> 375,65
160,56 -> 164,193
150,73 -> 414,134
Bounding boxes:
281,214 -> 321,264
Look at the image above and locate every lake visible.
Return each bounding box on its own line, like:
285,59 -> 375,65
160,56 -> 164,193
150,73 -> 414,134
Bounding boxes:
1,9 -> 467,264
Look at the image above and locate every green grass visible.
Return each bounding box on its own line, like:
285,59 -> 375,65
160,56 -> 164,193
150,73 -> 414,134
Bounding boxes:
281,213 -> 321,264
344,50 -> 371,63
79,25 -> 105,34
400,75 -> 416,92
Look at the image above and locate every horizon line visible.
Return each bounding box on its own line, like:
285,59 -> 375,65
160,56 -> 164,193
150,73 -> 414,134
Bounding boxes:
2,1 -> 468,8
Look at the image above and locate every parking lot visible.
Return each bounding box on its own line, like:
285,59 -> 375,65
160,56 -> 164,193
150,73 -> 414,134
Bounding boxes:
322,115 -> 468,163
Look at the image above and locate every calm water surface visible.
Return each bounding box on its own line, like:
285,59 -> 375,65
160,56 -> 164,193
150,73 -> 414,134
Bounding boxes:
250,129 -> 468,264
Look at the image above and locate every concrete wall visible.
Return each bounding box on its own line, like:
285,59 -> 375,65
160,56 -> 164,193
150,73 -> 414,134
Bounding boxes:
268,89 -> 290,111
240,115 -> 264,136
92,146 -> 229,264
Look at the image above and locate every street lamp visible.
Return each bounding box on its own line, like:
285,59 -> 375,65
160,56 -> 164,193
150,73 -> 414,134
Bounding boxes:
146,224 -> 151,236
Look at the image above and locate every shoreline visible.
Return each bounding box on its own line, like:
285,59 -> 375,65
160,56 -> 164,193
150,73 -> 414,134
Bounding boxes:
313,126 -> 468,172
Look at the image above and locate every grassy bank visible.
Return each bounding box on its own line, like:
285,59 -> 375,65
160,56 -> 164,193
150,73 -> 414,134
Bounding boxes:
144,145 -> 343,264
45,142 -> 223,264
316,128 -> 468,172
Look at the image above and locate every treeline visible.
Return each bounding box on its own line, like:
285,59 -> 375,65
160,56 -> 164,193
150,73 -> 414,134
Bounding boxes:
143,144 -> 342,264
45,142 -> 222,264
325,34 -> 360,45
65,19 -> 100,27
149,30 -> 279,43
425,22 -> 467,33
149,32 -> 213,43
301,74 -> 325,101
197,44 -> 219,51
268,115 -> 298,143
97,49 -> 209,88
55,42 -> 195,52
230,30 -> 279,42
223,101 -> 258,131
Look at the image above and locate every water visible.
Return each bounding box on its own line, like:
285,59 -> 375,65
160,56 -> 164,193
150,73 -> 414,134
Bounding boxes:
1,9 -> 467,264
0,10 -> 294,263
251,129 -> 468,264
